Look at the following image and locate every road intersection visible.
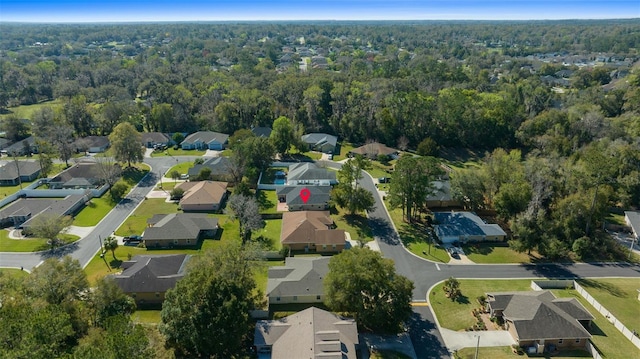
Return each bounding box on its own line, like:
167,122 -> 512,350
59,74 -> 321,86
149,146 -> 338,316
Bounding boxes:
2,156 -> 638,358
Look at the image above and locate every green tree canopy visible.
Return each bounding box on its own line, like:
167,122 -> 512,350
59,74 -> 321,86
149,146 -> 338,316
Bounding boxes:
324,247 -> 413,333
109,122 -> 143,167
160,244 -> 262,357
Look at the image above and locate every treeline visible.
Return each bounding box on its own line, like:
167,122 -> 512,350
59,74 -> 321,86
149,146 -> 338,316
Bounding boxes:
0,21 -> 638,151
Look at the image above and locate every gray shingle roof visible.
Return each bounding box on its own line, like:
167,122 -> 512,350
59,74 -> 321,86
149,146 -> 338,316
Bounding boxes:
287,163 -> 336,182
112,254 -> 190,293
187,156 -> 232,177
301,133 -> 338,148
144,213 -> 218,240
254,307 -> 359,359
434,211 -> 506,238
276,185 -> 331,206
251,127 -> 272,138
183,131 -> 229,145
0,161 -> 41,180
487,291 -> 593,341
267,257 -> 330,298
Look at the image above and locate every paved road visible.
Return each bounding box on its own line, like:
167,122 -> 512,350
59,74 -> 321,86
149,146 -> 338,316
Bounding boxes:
0,155 -> 200,270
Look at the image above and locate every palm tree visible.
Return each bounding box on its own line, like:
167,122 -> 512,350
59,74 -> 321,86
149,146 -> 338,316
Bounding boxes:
442,277 -> 461,301
104,236 -> 119,260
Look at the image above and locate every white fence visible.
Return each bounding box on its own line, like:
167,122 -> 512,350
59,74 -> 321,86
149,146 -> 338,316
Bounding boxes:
531,280 -> 640,355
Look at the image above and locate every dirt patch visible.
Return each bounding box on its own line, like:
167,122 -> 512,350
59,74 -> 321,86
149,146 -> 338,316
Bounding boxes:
479,313 -> 503,331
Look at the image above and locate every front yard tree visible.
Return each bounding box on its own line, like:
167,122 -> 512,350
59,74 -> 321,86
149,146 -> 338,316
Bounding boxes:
96,157 -> 122,196
160,244 -> 261,358
442,277 -> 461,301
27,213 -> 73,250
103,236 -> 118,260
109,122 -> 143,167
324,247 -> 413,333
389,155 -> 443,222
225,193 -> 264,244
89,278 -> 136,327
169,170 -> 180,183
331,156 -> 375,215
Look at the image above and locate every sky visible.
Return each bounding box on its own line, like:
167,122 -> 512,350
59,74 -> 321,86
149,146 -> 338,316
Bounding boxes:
0,0 -> 639,23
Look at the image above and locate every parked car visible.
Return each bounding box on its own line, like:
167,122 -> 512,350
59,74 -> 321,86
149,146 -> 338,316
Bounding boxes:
378,177 -> 391,184
124,235 -> 142,244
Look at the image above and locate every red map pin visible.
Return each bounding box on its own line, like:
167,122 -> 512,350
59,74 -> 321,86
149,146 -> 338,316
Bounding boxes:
300,188 -> 311,204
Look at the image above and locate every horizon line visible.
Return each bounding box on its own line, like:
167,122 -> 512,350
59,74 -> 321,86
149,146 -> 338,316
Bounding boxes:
2,17 -> 639,25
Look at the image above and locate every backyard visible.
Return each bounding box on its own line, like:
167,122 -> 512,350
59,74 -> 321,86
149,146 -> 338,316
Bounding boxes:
252,218 -> 283,250
256,189 -> 279,214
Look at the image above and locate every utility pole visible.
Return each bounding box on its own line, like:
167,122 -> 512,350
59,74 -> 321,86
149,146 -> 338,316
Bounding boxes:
474,335 -> 480,359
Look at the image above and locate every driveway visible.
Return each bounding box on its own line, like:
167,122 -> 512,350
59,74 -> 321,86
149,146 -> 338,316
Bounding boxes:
440,328 -> 515,351
360,333 -> 417,359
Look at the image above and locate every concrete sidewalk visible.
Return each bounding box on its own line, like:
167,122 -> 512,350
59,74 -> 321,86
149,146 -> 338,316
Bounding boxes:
440,328 -> 515,351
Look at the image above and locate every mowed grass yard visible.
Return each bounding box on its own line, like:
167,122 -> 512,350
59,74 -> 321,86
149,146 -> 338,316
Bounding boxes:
0,230 -> 80,252
575,278 -> 640,333
165,162 -> 195,178
551,288 -> 638,359
257,190 -> 279,214
430,279 -> 532,331
333,142 -> 354,161
454,347 -> 590,359
333,207 -> 374,243
73,195 -> 116,226
252,219 -> 283,250
0,268 -> 30,278
115,198 -> 180,236
385,205 -> 449,263
0,99 -> 63,121
150,148 -> 206,157
461,242 -> 541,264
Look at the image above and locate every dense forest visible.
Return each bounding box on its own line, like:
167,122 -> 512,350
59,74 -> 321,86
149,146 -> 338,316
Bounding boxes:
0,20 -> 639,257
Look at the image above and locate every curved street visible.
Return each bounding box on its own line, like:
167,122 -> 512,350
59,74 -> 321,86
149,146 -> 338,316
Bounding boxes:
2,156 -> 639,359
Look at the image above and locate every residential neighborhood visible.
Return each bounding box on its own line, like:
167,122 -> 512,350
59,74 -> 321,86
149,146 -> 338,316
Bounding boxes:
1,17 -> 639,359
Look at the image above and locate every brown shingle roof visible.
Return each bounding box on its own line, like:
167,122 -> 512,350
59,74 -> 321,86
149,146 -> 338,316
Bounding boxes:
177,181 -> 228,206
349,142 -> 398,157
281,211 -> 345,246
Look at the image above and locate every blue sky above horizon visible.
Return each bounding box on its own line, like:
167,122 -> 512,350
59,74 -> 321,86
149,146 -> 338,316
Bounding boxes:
1,0 -> 639,23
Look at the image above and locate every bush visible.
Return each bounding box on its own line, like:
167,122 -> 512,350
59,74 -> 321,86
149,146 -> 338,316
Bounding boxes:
170,187 -> 185,200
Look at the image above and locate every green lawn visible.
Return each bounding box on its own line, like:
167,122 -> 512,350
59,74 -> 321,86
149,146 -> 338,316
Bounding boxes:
367,159 -> 395,179
333,208 -> 374,243
0,230 -> 80,252
73,195 -> 117,226
0,268 -> 30,278
131,310 -> 162,324
257,190 -> 279,214
552,288 -> 638,359
333,142 -> 355,161
86,216 -> 240,285
454,347 -> 589,359
115,199 -> 181,236
386,205 -> 449,263
165,162 -> 195,178
121,164 -> 150,186
576,278 -> 640,333
430,279 -> 532,331
150,148 -> 206,157
462,242 -> 541,264
605,212 -> 626,226
0,99 -> 63,121
0,181 -> 36,197
252,219 -> 283,250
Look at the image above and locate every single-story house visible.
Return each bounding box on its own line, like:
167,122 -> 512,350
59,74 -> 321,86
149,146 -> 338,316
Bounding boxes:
486,291 -> 593,353
75,136 -> 110,153
426,180 -> 461,208
281,211 -> 346,253
112,254 -> 190,306
181,131 -> 229,150
287,162 -> 337,186
624,211 -> 640,240
143,213 -> 218,248
276,185 -> 331,211
0,194 -> 88,230
4,136 -> 38,156
187,156 -> 233,181
434,211 -> 506,244
141,132 -> 171,148
266,256 -> 330,305
348,142 -> 399,159
0,161 -> 41,186
175,181 -> 228,212
0,138 -> 12,150
301,133 -> 338,154
48,161 -> 110,189
251,126 -> 272,138
254,307 -> 359,359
